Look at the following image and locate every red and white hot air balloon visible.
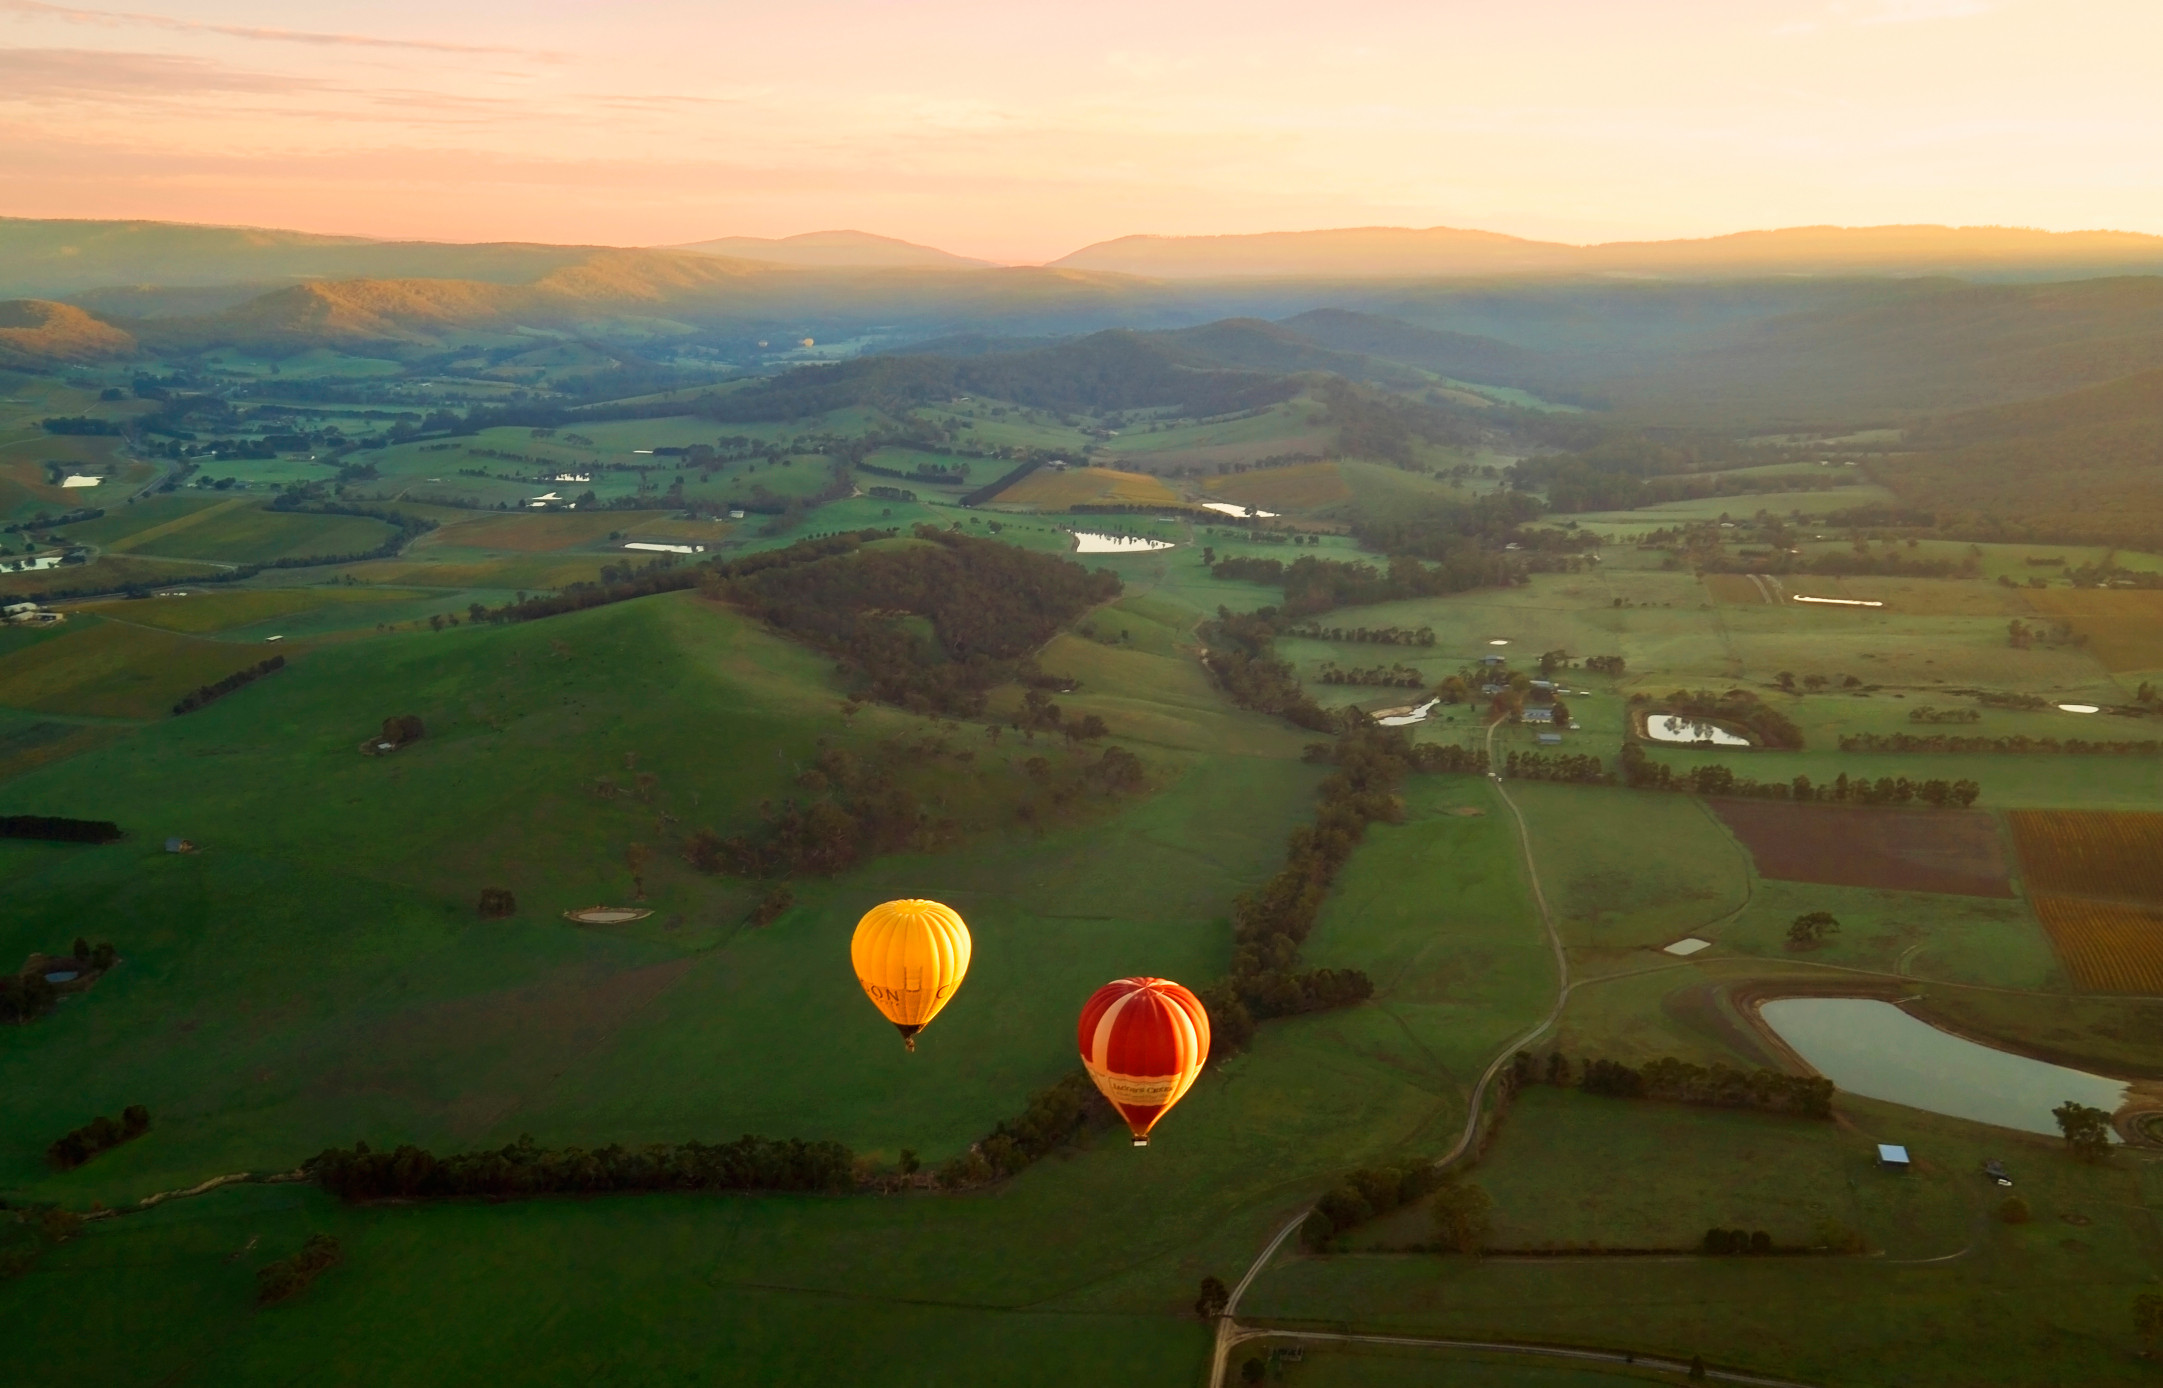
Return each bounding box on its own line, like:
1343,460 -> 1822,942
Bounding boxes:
1076,977 -> 1211,1147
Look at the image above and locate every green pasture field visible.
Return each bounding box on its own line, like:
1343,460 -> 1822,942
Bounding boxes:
199,348 -> 406,379
1247,1092 -> 2162,1385
106,501 -> 398,566
0,615 -> 297,718
916,403 -> 1093,453
859,446 -> 984,488
1506,784 -> 1749,956
70,586 -> 433,637
184,456 -> 341,488
1102,399 -> 1328,468
0,554 -> 221,604
1355,1086 -> 1934,1253
2,744 -> 1562,1388
54,493 -> 228,548
0,593 -> 1330,1204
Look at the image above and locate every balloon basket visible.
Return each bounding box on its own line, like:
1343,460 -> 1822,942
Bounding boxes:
1131,1136 -> 1150,1148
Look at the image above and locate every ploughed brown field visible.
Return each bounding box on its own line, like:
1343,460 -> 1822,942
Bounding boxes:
2031,896 -> 2163,993
1710,800 -> 2014,897
2008,810 -> 2163,902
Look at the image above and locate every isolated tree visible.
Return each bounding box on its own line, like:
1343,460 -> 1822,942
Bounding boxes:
1688,1354 -> 1707,1382
1786,911 -> 1840,951
750,884 -> 795,928
1429,1180 -> 1493,1255
1998,1195 -> 2031,1224
1240,1358 -> 1265,1385
2054,1101 -> 2113,1163
1195,1275 -> 1230,1320
2136,1291 -> 2163,1357
1802,673 -> 1828,691
1775,671 -> 1796,692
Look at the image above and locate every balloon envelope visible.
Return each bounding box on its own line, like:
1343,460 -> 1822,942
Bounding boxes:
1077,977 -> 1210,1145
851,899 -> 971,1050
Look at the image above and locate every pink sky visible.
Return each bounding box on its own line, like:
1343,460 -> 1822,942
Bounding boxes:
0,0 -> 2156,263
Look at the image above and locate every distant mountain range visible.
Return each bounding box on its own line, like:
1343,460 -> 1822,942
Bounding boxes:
672,230 -> 993,270
7,217 -> 2163,303
1051,224 -> 2163,281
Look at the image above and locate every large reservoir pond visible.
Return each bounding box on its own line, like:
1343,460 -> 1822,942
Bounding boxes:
1760,997 -> 2127,1137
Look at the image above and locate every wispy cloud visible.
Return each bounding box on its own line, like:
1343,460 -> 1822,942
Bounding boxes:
0,46 -> 314,97
0,0 -> 551,56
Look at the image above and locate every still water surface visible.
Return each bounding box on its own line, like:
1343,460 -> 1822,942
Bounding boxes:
1760,996 -> 2126,1137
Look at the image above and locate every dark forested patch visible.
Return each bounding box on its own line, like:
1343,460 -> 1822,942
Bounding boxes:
713,526 -> 1119,716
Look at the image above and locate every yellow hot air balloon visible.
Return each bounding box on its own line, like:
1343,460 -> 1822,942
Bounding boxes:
851,899 -> 971,1050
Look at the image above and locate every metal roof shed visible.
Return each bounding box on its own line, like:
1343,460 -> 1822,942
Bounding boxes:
1878,1144 -> 1911,1171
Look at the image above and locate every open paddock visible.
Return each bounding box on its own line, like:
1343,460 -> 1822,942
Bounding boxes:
1701,572 -> 1778,606
2025,589 -> 2163,673
1711,800 -> 2013,897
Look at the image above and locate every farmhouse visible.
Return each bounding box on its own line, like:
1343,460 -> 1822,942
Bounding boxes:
3,600 -> 63,626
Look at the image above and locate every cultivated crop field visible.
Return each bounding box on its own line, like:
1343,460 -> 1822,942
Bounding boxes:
2031,897 -> 2163,993
2009,810 -> 2163,901
993,465 -> 1184,509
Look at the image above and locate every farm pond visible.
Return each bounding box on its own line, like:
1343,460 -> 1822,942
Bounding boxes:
1760,997 -> 2126,1137
1073,532 -> 1175,553
1643,715 -> 1751,747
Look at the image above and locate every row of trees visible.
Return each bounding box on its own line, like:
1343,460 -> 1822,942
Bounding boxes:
1501,749 -> 1609,784
1199,606 -> 1336,731
1202,725 -> 1426,1050
172,654 -> 286,715
1908,705 -> 1983,723
308,1132 -> 856,1201
935,1072 -> 1115,1189
1215,551 -> 1521,620
1316,662 -> 1424,688
1303,1160 -> 1453,1250
0,815 -> 121,844
256,1234 -> 342,1305
1618,745 -> 1981,806
1282,623 -> 1436,646
1535,1052 -> 1833,1119
1840,732 -> 2160,755
48,1105 -> 150,1169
